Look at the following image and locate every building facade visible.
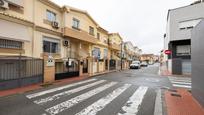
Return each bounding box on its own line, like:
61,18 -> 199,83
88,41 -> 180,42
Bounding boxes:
191,19 -> 204,107
140,54 -> 154,64
164,1 -> 204,75
0,0 -> 64,89
108,33 -> 123,70
0,0 -> 142,90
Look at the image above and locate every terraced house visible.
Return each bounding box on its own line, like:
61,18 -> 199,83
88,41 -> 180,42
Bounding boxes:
0,0 -> 66,90
0,0 -> 141,90
62,5 -> 111,77
108,33 -> 123,70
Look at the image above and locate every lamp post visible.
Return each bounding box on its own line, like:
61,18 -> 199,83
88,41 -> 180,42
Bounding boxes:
120,42 -> 123,70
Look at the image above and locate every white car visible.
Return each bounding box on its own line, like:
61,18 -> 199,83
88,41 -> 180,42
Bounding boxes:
141,61 -> 148,67
130,61 -> 141,69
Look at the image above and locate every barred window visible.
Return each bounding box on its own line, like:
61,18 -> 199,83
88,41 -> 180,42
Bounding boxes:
0,39 -> 23,49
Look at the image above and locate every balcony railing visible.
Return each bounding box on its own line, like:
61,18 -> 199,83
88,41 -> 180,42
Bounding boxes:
63,27 -> 99,44
109,44 -> 121,51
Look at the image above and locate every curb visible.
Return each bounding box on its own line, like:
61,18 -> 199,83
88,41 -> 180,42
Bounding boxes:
90,70 -> 119,77
154,89 -> 163,115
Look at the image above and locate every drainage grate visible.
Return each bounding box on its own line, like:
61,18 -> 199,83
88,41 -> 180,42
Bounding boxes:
171,93 -> 182,97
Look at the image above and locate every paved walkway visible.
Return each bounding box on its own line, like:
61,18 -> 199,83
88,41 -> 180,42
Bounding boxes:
0,75 -> 89,97
165,89 -> 204,115
159,64 -> 171,76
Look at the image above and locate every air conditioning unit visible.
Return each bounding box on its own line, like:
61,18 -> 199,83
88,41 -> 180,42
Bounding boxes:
63,40 -> 70,47
52,21 -> 59,29
0,0 -> 9,9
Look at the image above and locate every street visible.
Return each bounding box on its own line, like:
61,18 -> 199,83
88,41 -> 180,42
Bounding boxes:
0,64 -> 190,115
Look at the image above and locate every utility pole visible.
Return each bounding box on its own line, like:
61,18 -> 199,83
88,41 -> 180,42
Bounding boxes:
120,42 -> 123,70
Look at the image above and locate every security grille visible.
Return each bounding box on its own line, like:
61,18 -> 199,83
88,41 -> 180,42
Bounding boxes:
0,39 -> 22,49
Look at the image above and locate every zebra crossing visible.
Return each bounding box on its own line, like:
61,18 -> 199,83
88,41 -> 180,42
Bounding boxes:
25,78 -> 153,115
168,77 -> 191,89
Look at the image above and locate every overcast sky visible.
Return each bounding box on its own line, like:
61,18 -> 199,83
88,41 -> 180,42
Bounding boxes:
51,0 -> 195,54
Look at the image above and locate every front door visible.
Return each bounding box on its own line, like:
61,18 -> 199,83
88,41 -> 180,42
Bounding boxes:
83,59 -> 88,73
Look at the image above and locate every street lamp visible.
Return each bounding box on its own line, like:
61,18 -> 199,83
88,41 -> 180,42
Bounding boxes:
120,41 -> 123,70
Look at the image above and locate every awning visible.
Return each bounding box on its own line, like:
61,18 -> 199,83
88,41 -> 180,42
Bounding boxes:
0,19 -> 31,42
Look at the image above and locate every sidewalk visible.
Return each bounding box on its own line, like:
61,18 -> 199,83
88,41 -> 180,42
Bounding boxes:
0,75 -> 90,98
0,70 -> 119,98
159,64 -> 171,76
165,89 -> 204,115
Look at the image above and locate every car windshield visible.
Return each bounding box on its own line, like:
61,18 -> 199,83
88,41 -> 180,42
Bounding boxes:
132,62 -> 139,64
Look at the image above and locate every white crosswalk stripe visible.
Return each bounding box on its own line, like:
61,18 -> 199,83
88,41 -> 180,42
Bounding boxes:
168,77 -> 191,89
25,79 -> 154,115
117,86 -> 148,115
75,84 -> 131,115
26,79 -> 97,99
34,80 -> 106,105
45,82 -> 118,115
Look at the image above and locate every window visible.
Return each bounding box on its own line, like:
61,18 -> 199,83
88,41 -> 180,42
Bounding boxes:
89,26 -> 94,36
187,26 -> 193,29
46,10 -> 56,22
0,39 -> 22,49
104,40 -> 107,44
97,33 -> 100,39
43,38 -> 59,53
7,0 -> 24,7
72,18 -> 80,30
180,27 -> 186,30
92,47 -> 101,59
104,49 -> 108,58
176,45 -> 191,56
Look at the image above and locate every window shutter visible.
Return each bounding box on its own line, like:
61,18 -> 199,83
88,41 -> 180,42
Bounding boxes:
7,0 -> 24,7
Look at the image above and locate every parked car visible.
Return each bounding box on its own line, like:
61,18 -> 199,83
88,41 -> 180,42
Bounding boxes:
141,61 -> 148,67
130,61 -> 141,69
148,61 -> 154,65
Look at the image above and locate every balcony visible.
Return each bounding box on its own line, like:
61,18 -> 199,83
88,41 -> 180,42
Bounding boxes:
63,27 -> 99,44
109,44 -> 121,51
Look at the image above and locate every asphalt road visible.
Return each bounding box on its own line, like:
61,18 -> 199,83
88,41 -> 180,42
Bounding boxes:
0,64 -> 172,115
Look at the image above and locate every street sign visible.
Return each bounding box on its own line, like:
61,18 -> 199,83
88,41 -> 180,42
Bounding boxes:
164,50 -> 172,55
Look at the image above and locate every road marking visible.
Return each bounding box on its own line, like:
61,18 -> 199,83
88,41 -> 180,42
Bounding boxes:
154,89 -> 162,115
169,78 -> 191,81
168,77 -> 191,81
168,77 -> 191,89
75,84 -> 131,115
26,79 -> 97,99
169,79 -> 191,82
34,80 -> 106,105
173,84 -> 191,89
45,82 -> 118,115
171,81 -> 191,85
118,86 -> 148,115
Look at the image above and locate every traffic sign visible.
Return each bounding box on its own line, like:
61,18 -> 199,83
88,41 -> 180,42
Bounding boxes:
164,50 -> 172,55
